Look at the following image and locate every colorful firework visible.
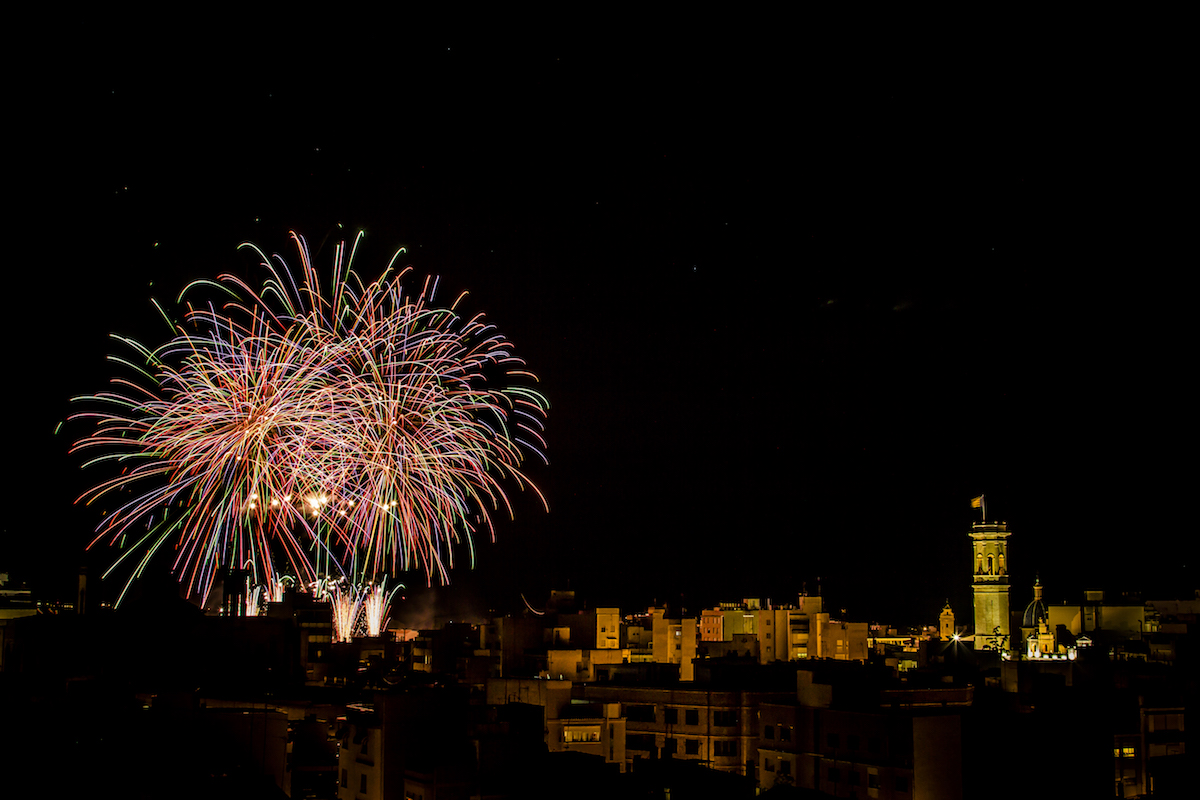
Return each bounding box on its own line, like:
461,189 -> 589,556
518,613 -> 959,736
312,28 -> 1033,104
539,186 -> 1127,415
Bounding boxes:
361,578 -> 404,637
72,230 -> 548,606
326,581 -> 364,643
266,575 -> 294,604
244,578 -> 264,617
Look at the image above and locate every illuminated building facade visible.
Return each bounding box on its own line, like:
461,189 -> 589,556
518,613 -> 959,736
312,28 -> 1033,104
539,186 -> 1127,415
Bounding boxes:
651,607 -> 698,681
699,596 -> 836,663
969,521 -> 1011,650
1047,589 -> 1146,640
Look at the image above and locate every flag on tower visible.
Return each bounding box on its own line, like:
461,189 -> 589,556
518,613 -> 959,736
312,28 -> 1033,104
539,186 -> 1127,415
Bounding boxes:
970,494 -> 986,520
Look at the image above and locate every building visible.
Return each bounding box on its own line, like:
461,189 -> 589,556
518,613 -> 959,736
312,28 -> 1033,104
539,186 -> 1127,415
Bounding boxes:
577,683 -> 787,776
1047,589 -> 1146,641
939,601 -> 955,640
698,596 -> 839,664
759,665 -> 971,798
969,521 -> 1011,650
650,607 -> 699,681
486,677 -> 627,772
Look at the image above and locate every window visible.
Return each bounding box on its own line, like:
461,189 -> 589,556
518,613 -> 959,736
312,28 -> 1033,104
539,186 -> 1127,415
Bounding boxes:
1121,746 -> 1136,757
780,726 -> 791,742
895,775 -> 910,792
627,704 -> 655,722
360,775 -> 367,794
627,733 -> 655,751
869,772 -> 879,789
848,770 -> 860,785
779,759 -> 791,777
827,732 -> 839,748
1149,713 -> 1183,731
685,738 -> 700,755
713,740 -> 738,757
764,757 -> 775,772
340,769 -> 347,789
664,708 -> 677,725
847,734 -> 859,750
714,710 -> 737,727
764,724 -> 774,740
685,709 -> 699,725
868,736 -> 881,753
663,737 -> 677,755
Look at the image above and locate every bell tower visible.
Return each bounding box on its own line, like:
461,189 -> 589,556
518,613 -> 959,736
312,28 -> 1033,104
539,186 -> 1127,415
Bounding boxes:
970,521 -> 1011,650
939,600 -> 956,640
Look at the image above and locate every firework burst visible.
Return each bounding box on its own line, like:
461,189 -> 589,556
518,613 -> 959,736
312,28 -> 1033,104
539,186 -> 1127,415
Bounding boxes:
326,581 -> 364,643
361,578 -> 404,637
73,230 -> 548,605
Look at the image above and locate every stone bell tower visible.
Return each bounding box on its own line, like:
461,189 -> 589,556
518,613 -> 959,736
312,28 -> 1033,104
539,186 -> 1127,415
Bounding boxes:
939,600 -> 956,640
970,521 -> 1011,650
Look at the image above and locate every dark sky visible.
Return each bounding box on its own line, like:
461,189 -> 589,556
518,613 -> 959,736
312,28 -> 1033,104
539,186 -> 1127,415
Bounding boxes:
8,21 -> 1191,625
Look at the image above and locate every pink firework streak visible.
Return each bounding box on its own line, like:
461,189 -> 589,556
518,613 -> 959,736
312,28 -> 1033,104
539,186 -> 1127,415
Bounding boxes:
72,230 -> 548,605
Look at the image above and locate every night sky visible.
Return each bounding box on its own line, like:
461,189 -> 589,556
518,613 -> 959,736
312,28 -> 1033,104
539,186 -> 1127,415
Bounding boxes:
8,21 -> 1191,626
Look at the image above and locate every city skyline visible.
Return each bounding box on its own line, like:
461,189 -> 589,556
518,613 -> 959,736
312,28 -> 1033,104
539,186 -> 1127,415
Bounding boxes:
7,29 -> 1190,624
